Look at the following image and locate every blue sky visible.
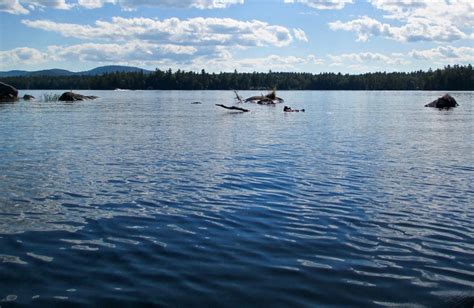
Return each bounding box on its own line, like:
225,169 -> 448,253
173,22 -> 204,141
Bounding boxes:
0,0 -> 473,73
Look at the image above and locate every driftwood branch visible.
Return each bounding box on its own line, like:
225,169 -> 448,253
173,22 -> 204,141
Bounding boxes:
233,90 -> 243,103
215,104 -> 249,112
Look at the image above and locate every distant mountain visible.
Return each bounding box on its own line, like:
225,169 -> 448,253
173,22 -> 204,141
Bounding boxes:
0,70 -> 29,77
29,69 -> 76,77
81,65 -> 152,76
0,65 -> 152,77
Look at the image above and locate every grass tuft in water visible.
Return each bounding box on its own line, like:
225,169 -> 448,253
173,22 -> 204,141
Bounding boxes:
42,93 -> 61,102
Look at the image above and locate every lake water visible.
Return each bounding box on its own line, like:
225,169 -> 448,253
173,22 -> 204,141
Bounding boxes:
0,90 -> 473,306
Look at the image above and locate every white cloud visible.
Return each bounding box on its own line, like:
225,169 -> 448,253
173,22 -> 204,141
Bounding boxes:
328,51 -> 408,65
0,0 -> 71,14
187,53 -> 322,72
0,0 -> 243,14
329,15 -> 469,42
77,0 -> 114,9
0,47 -> 47,67
22,17 -> 294,47
0,0 -> 29,14
2,42 -> 471,73
31,0 -> 71,9
0,42 -> 323,72
394,19 -> 467,42
118,0 -> 243,10
326,46 -> 474,71
326,51 -> 413,72
409,46 -> 474,63
76,0 -> 244,10
47,41 -> 197,63
369,0 -> 473,27
370,0 -> 428,18
330,0 -> 473,42
329,16 -> 391,42
370,0 -> 474,31
284,0 -> 352,10
0,41 -> 198,70
293,28 -> 308,42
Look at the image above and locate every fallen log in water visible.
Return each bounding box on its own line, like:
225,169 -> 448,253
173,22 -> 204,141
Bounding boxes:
215,104 -> 249,112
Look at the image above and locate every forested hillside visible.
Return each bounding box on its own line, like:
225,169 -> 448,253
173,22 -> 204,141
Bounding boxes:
2,65 -> 472,90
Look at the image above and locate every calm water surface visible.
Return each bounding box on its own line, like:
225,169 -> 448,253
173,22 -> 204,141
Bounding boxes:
0,91 -> 473,306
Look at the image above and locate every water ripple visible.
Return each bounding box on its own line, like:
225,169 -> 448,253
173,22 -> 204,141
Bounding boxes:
0,90 -> 473,306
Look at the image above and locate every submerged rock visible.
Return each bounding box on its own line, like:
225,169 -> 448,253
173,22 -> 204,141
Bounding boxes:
0,82 -> 18,101
58,91 -> 98,102
23,94 -> 35,100
425,94 -> 458,109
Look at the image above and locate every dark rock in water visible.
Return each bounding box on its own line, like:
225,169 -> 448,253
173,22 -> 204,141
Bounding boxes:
284,106 -> 305,112
23,94 -> 35,100
58,91 -> 98,101
257,97 -> 276,105
191,101 -> 202,104
425,94 -> 458,109
0,82 -> 18,101
244,90 -> 284,103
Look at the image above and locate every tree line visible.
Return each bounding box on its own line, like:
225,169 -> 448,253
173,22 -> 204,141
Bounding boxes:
2,64 -> 472,91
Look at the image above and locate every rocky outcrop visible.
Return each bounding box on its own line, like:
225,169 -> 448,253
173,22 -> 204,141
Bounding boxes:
58,91 -> 98,101
0,82 -> 18,101
23,94 -> 35,100
425,94 -> 458,109
245,90 -> 284,104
